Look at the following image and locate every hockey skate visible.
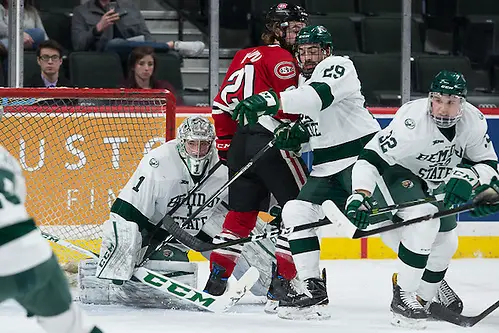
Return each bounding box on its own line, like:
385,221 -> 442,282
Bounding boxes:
436,279 -> 463,314
391,273 -> 428,329
203,263 -> 228,296
264,263 -> 301,314
278,269 -> 331,321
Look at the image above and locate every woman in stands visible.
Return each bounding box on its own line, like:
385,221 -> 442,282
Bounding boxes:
0,0 -> 47,53
122,46 -> 183,105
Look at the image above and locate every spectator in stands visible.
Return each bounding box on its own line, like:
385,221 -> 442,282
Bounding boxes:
25,40 -> 72,88
71,0 -> 205,58
121,46 -> 183,105
0,0 -> 47,53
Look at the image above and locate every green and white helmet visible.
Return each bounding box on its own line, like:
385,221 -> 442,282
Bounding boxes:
428,70 -> 467,128
176,116 -> 215,176
295,25 -> 334,78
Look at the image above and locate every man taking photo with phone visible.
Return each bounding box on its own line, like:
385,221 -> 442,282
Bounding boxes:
72,0 -> 205,57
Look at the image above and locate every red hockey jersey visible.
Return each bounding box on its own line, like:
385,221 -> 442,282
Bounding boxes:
212,45 -> 299,139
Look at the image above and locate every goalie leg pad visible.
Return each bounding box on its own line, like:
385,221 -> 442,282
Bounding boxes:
79,259 -> 198,309
96,217 -> 142,281
234,221 -> 276,296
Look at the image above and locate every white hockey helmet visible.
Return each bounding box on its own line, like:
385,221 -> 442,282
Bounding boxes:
176,116 -> 216,176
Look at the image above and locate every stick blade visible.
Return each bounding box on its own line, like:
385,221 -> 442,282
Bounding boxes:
321,200 -> 357,238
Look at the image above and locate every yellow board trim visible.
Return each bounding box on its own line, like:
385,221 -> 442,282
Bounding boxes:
49,236 -> 499,263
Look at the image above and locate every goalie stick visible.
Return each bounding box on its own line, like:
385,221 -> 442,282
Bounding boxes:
145,137 -> 277,258
141,160 -> 224,262
322,199 -> 499,239
40,231 -> 259,313
429,299 -> 499,327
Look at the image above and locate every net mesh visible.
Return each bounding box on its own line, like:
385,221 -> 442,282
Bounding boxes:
1,88 -> 176,264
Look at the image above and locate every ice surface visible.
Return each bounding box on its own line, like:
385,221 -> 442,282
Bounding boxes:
1,259 -> 498,333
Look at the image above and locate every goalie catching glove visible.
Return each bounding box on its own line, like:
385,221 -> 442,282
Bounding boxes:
273,121 -> 310,152
344,192 -> 374,229
232,90 -> 279,126
471,177 -> 499,217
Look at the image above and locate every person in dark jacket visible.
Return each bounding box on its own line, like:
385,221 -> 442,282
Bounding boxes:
25,40 -> 72,88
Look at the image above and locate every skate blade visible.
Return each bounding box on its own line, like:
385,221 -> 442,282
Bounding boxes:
278,305 -> 331,321
264,299 -> 278,314
391,312 -> 427,330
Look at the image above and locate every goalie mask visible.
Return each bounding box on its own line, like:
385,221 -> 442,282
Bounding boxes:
295,25 -> 334,79
177,116 -> 215,176
428,70 -> 467,128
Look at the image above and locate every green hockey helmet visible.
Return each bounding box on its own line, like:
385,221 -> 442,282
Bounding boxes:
428,70 -> 467,128
295,25 -> 333,78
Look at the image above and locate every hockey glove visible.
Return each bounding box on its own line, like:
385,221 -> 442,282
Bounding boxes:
345,192 -> 373,229
471,177 -> 499,217
232,90 -> 279,126
215,136 -> 232,163
274,122 -> 310,152
444,164 -> 479,207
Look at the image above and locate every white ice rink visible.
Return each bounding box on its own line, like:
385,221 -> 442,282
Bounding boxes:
1,259 -> 499,333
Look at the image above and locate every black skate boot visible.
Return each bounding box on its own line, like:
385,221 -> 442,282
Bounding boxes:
264,263 -> 300,314
391,273 -> 428,329
436,279 -> 464,314
203,263 -> 228,296
278,268 -> 330,320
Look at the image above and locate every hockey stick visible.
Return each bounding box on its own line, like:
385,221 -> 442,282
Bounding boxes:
322,199 -> 499,239
161,215 -> 331,252
140,160 -> 224,262
369,194 -> 445,216
180,137 -> 276,226
147,137 -> 277,256
429,299 -> 499,327
40,231 -> 259,313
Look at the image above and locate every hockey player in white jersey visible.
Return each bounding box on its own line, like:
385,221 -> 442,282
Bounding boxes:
91,116 -> 275,306
345,70 -> 498,328
0,114 -> 104,331
231,25 -> 388,320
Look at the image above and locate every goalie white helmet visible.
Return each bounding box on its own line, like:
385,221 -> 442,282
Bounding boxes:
177,116 -> 216,176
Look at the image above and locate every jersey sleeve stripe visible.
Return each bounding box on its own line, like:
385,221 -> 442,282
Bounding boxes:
111,198 -> 150,231
0,218 -> 37,247
313,132 -> 375,166
359,148 -> 391,176
309,82 -> 334,111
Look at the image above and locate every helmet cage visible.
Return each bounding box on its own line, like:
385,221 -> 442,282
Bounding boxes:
427,92 -> 465,128
176,117 -> 215,176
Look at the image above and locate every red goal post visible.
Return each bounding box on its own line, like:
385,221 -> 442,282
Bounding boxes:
0,88 -> 176,264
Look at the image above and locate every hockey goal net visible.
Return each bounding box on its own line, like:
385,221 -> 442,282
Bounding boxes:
1,88 -> 176,265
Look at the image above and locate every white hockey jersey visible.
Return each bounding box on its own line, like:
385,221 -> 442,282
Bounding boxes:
110,139 -> 228,239
280,55 -> 381,177
352,98 -> 499,193
0,145 -> 52,276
